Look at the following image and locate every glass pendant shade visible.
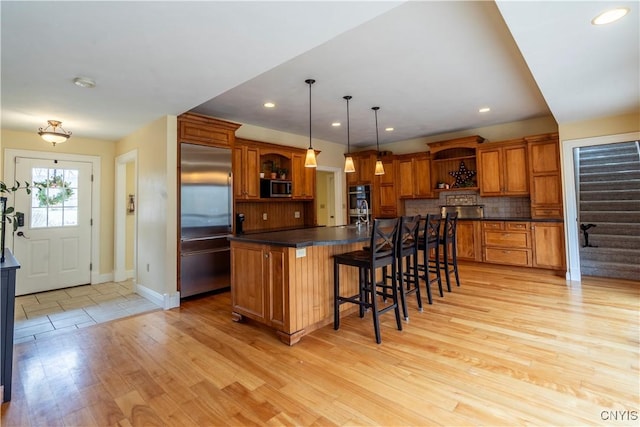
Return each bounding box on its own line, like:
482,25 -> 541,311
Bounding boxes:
305,79 -> 317,168
374,159 -> 385,175
38,120 -> 71,146
344,156 -> 355,173
305,148 -> 317,167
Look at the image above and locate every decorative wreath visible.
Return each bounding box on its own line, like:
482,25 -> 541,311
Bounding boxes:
34,175 -> 73,207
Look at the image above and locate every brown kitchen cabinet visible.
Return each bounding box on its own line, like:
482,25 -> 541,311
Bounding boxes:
477,140 -> 528,197
532,222 -> 565,270
178,112 -> 240,148
231,242 -> 287,330
291,152 -> 316,200
376,155 -> 397,218
527,133 -> 563,218
345,151 -> 377,186
482,221 -> 532,267
456,221 -> 482,262
397,153 -> 433,199
428,135 -> 484,191
233,140 -> 260,200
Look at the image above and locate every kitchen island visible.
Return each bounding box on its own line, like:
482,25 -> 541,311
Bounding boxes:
228,225 -> 370,345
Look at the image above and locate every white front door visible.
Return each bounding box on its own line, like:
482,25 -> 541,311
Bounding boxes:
13,157 -> 92,295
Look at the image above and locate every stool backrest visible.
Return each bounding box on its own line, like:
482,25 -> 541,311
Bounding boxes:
443,212 -> 458,243
398,215 -> 421,256
424,214 -> 441,245
370,218 -> 399,263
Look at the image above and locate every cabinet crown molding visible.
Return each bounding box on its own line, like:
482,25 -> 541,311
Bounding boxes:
178,112 -> 242,132
427,135 -> 485,154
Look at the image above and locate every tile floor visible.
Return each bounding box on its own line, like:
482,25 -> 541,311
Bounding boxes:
13,280 -> 162,343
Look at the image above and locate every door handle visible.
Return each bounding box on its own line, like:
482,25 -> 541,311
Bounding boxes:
17,231 -> 30,239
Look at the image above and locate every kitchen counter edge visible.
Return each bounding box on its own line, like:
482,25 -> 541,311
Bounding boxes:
229,226 -> 370,248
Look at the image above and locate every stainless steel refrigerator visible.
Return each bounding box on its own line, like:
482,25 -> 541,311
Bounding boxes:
180,143 -> 232,297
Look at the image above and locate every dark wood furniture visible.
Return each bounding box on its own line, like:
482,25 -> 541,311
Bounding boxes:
333,218 -> 402,344
392,215 -> 422,320
1,249 -> 19,402
440,212 -> 461,291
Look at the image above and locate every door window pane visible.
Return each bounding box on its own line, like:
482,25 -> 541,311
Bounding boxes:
30,167 -> 79,228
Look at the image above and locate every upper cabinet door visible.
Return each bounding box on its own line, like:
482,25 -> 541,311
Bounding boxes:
478,141 -> 528,197
291,152 -> 315,199
233,144 -> 260,200
503,144 -> 529,195
478,148 -> 503,196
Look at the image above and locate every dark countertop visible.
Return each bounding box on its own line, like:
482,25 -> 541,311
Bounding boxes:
229,217 -> 564,248
229,225 -> 371,248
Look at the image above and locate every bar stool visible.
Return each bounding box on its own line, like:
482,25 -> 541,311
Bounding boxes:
380,215 -> 422,321
416,214 -> 443,304
440,212 -> 460,291
333,218 -> 402,344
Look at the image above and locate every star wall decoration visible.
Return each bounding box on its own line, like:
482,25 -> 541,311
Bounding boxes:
449,161 -> 476,187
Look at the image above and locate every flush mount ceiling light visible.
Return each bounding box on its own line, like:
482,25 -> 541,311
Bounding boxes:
73,76 -> 95,88
479,107 -> 491,113
332,122 -> 341,127
38,120 -> 72,146
592,7 -> 629,25
343,95 -> 355,174
372,106 -> 385,176
385,127 -> 394,132
304,79 -> 317,168
263,102 -> 275,108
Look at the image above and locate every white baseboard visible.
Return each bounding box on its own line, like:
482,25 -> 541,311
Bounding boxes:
126,269 -> 135,279
135,283 -> 180,310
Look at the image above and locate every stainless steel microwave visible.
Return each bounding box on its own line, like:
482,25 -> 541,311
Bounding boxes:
260,179 -> 292,198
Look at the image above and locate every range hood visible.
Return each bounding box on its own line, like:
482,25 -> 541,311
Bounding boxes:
440,205 -> 484,219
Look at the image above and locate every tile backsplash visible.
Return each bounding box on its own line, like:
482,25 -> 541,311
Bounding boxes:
404,191 -> 531,218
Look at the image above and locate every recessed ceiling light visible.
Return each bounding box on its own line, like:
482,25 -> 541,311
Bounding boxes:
73,76 -> 95,88
385,127 -> 394,132
592,8 -> 629,25
479,107 -> 491,113
331,122 -> 341,127
263,102 -> 275,108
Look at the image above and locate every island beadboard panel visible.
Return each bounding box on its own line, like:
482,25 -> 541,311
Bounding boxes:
231,241 -> 364,345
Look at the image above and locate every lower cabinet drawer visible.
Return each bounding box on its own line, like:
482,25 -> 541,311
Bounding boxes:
483,247 -> 532,266
483,231 -> 530,248
531,206 -> 563,218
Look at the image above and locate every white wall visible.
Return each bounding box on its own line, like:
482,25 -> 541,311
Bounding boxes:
116,116 -> 178,307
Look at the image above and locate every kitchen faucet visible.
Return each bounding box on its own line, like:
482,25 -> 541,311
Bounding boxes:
356,199 -> 369,226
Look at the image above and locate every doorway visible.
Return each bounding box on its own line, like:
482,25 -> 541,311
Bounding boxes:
316,167 -> 345,226
561,131 -> 640,282
575,141 -> 639,280
4,150 -> 101,295
114,150 -> 138,283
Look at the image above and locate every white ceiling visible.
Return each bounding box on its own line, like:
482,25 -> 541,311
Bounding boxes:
2,1 -> 638,148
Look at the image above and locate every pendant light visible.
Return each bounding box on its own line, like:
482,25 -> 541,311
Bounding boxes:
304,79 -> 318,168
372,107 -> 385,175
343,95 -> 355,173
38,120 -> 72,146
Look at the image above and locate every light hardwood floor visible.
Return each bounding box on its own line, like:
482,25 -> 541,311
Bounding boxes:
2,263 -> 638,426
